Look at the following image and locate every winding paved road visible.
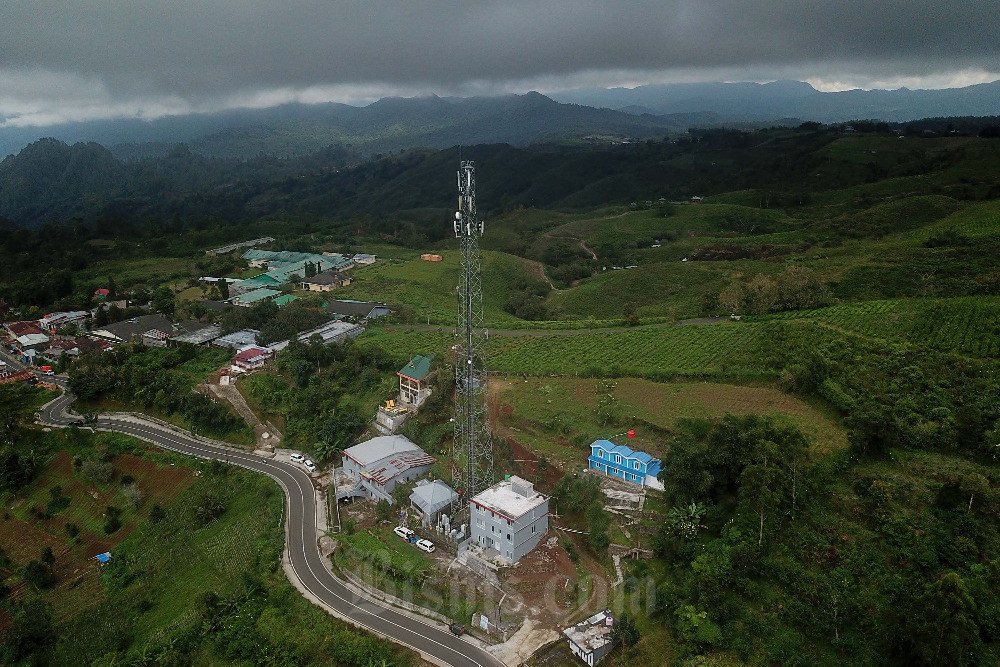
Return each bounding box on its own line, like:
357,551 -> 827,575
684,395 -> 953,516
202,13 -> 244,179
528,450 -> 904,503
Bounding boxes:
11,348 -> 503,667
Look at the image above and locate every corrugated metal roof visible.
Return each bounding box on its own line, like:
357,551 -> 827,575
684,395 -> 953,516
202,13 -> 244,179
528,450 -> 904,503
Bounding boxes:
591,440 -> 656,465
398,355 -> 433,381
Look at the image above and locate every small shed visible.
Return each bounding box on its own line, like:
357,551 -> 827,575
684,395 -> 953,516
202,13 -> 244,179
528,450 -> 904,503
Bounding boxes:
409,480 -> 458,521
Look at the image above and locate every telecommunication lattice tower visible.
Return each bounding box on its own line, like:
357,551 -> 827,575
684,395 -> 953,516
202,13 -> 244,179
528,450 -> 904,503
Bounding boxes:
452,160 -> 493,503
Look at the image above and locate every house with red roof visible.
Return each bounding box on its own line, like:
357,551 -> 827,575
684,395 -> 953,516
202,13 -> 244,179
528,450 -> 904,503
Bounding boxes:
94,288 -> 111,299
231,347 -> 272,371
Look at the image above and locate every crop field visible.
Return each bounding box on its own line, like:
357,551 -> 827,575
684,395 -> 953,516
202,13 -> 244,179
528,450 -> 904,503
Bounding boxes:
49,468 -> 283,663
759,296 -> 1000,358
363,320 -> 812,380
495,378 -> 847,462
0,443 -> 197,622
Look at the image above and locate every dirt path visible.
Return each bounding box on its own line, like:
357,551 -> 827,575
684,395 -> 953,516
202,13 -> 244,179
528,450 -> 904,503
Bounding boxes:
527,258 -> 559,292
206,381 -> 282,448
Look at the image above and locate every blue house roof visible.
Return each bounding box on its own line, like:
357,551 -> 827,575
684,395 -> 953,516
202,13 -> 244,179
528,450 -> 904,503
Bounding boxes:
591,439 -> 656,465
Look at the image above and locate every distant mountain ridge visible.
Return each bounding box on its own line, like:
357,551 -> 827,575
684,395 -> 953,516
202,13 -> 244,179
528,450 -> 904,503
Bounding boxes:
549,79 -> 1000,122
3,81 -> 997,161
0,93 -> 686,161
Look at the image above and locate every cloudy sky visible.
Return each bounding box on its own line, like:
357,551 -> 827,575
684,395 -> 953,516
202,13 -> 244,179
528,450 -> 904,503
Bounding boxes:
2,0 -> 999,126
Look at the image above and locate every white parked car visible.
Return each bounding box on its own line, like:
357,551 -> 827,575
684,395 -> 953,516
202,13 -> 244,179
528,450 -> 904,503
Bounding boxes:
415,539 -> 435,553
393,526 -> 415,541
304,460 -> 317,473
289,453 -> 305,463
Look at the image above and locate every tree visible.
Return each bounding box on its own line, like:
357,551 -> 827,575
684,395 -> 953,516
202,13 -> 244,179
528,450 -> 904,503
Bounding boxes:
0,598 -> 55,663
218,278 -> 230,300
375,499 -> 392,524
960,473 -> 991,513
739,451 -> 784,547
587,502 -> 610,553
24,560 -> 55,589
611,612 -> 640,650
846,401 -> 899,458
39,547 -> 54,566
906,572 -> 981,666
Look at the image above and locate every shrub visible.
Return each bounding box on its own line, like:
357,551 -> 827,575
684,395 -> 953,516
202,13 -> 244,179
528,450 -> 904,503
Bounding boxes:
194,493 -> 226,526
149,504 -> 166,523
64,523 -> 79,538
79,459 -> 113,486
122,483 -> 143,509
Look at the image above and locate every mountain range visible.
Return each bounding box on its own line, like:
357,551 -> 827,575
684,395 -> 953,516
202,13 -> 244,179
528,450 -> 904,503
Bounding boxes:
2,80 -> 999,161
549,79 -> 1000,122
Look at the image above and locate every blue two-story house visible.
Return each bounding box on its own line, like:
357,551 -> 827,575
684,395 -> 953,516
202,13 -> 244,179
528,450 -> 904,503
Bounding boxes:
588,440 -> 663,490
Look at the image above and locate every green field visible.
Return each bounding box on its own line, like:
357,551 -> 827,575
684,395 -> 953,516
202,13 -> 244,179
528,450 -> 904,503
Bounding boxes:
495,377 -> 847,468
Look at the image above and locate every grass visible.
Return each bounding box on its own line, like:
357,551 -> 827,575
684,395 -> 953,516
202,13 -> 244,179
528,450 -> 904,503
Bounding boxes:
494,378 -> 848,468
336,249 -> 546,325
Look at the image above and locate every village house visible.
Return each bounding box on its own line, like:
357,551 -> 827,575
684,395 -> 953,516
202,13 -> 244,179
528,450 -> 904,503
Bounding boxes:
337,435 -> 436,504
563,609 -> 616,666
299,270 -> 352,292
231,347 -> 272,372
587,440 -> 663,490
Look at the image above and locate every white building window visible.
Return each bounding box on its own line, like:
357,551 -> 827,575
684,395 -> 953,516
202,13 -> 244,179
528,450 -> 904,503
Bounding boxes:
634,461 -> 640,469
616,455 -> 621,464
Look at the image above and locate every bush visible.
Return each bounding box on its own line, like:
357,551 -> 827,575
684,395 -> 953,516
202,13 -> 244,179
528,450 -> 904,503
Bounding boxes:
79,459 -> 113,486
122,483 -> 143,509
64,523 -> 79,538
104,506 -> 122,534
24,560 -> 55,589
194,493 -> 226,526
149,504 -> 166,523
40,547 -> 54,566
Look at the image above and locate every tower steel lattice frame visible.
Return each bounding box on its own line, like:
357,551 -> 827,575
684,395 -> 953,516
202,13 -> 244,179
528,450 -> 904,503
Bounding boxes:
452,160 -> 493,504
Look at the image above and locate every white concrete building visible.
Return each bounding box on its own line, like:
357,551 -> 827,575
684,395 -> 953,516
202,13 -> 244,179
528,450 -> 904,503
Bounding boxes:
470,476 -> 549,564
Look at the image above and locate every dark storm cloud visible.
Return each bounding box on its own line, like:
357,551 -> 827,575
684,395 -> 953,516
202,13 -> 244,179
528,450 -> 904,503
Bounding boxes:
2,0 -> 999,119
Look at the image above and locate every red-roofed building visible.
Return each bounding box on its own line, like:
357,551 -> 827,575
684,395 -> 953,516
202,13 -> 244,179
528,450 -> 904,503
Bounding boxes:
5,321 -> 45,338
232,347 -> 272,371
94,288 -> 111,299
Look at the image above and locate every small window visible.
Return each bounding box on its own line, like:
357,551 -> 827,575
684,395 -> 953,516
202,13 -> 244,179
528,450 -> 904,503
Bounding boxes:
634,461 -> 640,470
507,533 -> 511,541
616,455 -> 621,464
531,525 -> 536,533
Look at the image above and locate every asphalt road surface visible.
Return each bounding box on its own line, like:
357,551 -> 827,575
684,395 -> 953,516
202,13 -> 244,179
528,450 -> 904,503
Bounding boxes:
29,364 -> 503,667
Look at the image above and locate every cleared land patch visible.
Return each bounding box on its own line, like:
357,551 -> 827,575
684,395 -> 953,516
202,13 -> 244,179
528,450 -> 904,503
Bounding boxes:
496,378 -> 847,466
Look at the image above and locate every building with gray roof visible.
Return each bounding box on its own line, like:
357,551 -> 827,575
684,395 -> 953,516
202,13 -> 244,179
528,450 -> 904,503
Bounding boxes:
563,609 -> 616,666
91,314 -> 174,343
340,435 -> 436,504
212,329 -> 260,349
409,480 -> 458,521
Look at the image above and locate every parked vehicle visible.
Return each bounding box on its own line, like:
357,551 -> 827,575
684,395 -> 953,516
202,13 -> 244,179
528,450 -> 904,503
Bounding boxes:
415,539 -> 435,553
290,452 -> 305,463
449,623 -> 466,636
304,460 -> 317,473
393,526 -> 415,540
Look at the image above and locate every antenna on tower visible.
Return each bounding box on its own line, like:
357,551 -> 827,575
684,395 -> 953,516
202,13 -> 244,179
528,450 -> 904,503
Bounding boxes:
452,160 -> 493,505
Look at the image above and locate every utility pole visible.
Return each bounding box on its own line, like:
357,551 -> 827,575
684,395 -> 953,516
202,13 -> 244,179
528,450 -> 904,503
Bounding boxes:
452,161 -> 493,505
